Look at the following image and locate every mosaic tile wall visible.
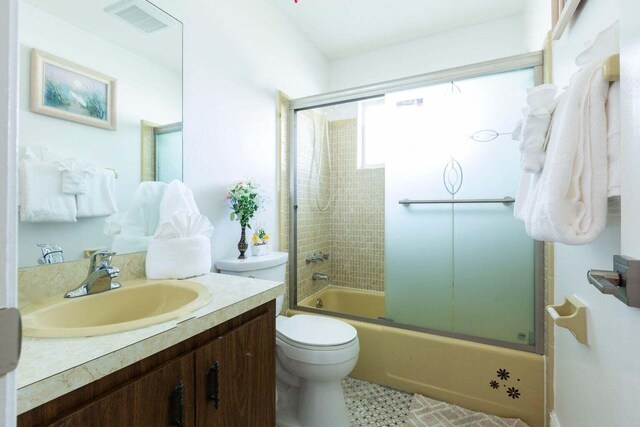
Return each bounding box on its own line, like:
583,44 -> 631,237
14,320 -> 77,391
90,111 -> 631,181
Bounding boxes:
329,119 -> 385,292
278,109 -> 386,311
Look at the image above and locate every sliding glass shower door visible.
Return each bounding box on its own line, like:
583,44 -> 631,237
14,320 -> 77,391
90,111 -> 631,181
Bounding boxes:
384,69 -> 537,345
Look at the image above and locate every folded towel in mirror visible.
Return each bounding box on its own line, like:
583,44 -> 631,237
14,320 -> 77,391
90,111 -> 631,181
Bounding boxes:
59,158 -> 95,195
77,169 -> 118,217
19,160 -> 77,223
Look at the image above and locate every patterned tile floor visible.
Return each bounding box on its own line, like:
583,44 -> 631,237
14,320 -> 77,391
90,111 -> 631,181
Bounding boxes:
342,377 -> 413,427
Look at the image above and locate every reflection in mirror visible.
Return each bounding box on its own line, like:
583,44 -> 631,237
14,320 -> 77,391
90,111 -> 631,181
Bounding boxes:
141,121 -> 183,182
18,0 -> 182,267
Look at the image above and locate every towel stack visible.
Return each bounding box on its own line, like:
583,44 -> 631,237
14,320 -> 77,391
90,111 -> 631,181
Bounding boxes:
514,23 -> 620,245
145,180 -> 214,280
19,146 -> 118,222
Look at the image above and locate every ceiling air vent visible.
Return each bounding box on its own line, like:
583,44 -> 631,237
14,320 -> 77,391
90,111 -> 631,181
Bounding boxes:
104,0 -> 175,34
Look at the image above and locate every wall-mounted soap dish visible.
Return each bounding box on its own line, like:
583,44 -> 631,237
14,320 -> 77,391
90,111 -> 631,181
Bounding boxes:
546,295 -> 587,345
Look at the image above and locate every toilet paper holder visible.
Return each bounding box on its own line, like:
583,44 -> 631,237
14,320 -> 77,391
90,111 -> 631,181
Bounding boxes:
588,255 -> 640,308
546,296 -> 587,345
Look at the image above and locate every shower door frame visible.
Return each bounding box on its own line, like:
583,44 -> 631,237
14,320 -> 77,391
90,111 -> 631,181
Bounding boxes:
287,51 -> 545,354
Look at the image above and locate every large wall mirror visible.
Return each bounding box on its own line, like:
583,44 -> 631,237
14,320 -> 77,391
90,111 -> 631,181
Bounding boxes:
18,0 -> 183,267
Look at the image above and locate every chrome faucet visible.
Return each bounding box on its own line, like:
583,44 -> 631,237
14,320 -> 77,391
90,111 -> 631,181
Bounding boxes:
65,251 -> 121,298
312,272 -> 329,281
306,252 -> 330,264
37,243 -> 64,264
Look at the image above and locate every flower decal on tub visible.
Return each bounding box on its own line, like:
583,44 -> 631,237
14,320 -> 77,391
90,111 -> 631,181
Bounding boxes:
496,369 -> 510,381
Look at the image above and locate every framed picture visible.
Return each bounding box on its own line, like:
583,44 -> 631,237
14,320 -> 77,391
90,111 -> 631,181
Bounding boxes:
552,0 -> 584,40
30,49 -> 117,130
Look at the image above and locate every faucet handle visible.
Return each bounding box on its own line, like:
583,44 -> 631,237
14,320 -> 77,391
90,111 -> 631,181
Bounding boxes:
89,250 -> 116,270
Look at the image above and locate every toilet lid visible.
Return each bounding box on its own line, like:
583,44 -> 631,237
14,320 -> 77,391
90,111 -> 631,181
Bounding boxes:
276,315 -> 357,347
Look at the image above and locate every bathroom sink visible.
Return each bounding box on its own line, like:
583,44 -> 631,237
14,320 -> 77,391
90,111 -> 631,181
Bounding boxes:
22,280 -> 213,338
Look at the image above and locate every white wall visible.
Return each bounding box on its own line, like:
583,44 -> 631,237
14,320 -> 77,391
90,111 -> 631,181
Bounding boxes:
548,1 -> 640,426
328,15 -> 527,91
523,0 -> 552,52
0,0 -> 18,423
182,0 -> 328,265
18,3 -> 182,266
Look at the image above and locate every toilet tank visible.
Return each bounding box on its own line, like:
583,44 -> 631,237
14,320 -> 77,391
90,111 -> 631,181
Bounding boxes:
216,252 -> 288,281
216,252 -> 288,314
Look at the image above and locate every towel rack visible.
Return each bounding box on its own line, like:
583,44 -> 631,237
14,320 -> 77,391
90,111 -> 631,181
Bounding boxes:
603,54 -> 620,82
399,196 -> 515,206
106,168 -> 118,179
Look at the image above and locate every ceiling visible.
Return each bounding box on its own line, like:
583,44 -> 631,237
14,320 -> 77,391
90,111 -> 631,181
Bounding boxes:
23,0 -> 182,74
272,0 -> 526,59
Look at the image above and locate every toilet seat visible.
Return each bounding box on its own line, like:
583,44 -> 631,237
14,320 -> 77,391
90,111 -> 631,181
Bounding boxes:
276,315 -> 359,365
276,315 -> 357,347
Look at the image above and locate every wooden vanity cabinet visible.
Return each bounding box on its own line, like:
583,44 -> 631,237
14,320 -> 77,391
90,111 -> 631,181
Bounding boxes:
49,353 -> 195,427
195,311 -> 275,426
18,301 -> 276,427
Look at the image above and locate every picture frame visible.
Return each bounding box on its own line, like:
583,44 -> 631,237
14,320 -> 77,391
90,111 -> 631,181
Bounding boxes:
552,0 -> 584,40
30,49 -> 117,130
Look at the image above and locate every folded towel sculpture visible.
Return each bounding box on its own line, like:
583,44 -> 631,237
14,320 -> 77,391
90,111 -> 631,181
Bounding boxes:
105,181 -> 168,254
146,180 -> 214,280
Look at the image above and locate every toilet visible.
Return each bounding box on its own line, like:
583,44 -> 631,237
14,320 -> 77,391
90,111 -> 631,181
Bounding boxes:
216,252 -> 359,427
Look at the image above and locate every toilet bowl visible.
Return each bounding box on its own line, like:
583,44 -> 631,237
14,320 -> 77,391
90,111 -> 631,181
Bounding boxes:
275,315 -> 359,427
216,253 -> 359,427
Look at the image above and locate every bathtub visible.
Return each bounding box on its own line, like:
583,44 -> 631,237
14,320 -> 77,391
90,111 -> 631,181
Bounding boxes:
292,285 -> 544,427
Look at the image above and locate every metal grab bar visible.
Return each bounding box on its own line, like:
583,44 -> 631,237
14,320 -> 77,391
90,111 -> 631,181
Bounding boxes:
399,196 -> 515,206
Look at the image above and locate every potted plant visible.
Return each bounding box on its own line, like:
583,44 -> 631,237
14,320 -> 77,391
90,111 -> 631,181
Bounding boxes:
226,180 -> 263,259
251,226 -> 271,256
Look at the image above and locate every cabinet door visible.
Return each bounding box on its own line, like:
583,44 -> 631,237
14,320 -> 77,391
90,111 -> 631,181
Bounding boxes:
50,353 -> 195,427
195,312 -> 275,427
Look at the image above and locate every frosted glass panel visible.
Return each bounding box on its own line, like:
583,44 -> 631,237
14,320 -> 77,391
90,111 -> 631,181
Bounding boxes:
156,130 -> 183,183
385,68 -> 536,344
453,205 -> 535,344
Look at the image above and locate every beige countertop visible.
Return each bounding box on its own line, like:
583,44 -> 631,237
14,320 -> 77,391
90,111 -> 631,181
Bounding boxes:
16,272 -> 283,414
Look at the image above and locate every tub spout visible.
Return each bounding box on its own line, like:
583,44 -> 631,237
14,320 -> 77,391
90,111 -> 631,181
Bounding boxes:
312,272 -> 329,281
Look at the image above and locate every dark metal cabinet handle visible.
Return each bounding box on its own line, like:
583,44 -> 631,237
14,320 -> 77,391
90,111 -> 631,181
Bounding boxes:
206,362 -> 220,409
169,380 -> 184,427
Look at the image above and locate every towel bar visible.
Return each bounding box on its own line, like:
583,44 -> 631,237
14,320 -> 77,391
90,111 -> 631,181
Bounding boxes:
399,196 -> 515,206
603,54 -> 620,82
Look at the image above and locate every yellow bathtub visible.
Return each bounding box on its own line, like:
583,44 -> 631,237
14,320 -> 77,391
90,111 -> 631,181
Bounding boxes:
293,285 -> 544,427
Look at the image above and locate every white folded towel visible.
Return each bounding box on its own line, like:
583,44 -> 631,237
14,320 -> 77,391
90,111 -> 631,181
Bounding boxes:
104,181 -> 168,253
19,159 -> 77,222
516,84 -> 559,173
525,23 -> 618,245
146,211 -> 214,280
58,158 -> 95,195
606,81 -> 621,197
77,169 -> 118,217
146,236 -> 212,280
158,179 -> 200,226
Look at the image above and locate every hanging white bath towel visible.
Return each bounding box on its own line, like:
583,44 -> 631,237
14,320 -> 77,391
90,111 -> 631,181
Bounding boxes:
526,23 -> 618,245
